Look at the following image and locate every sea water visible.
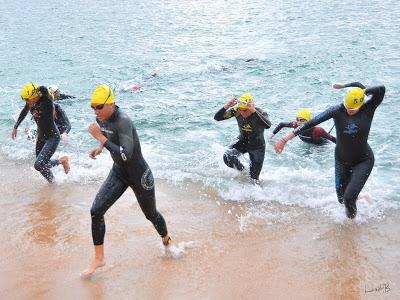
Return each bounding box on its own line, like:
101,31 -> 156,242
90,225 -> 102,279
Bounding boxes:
0,0 -> 399,222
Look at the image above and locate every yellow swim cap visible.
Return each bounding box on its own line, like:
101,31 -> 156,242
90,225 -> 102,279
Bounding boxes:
238,93 -> 253,109
296,108 -> 312,121
344,87 -> 365,109
21,83 -> 40,100
91,85 -> 115,105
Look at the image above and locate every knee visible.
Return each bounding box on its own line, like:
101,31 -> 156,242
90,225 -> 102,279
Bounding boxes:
90,205 -> 103,221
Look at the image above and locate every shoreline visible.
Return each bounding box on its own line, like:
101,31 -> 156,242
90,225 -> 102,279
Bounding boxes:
0,156 -> 399,299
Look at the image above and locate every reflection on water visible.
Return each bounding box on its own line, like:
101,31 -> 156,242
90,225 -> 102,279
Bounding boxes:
25,199 -> 57,245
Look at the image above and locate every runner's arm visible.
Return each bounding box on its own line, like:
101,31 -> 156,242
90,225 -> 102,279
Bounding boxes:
343,82 -> 366,89
272,121 -> 296,135
58,93 -> 75,100
293,105 -> 339,137
365,85 -> 385,110
254,108 -> 271,129
214,107 -> 236,121
13,103 -> 30,129
103,118 -> 135,162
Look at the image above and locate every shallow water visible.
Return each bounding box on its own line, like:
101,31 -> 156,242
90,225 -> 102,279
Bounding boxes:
1,1 -> 399,221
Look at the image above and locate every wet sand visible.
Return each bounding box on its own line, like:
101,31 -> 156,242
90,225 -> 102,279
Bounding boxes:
0,157 -> 399,299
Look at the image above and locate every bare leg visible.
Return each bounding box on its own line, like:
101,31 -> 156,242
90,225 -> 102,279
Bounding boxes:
81,245 -> 106,278
58,156 -> 70,174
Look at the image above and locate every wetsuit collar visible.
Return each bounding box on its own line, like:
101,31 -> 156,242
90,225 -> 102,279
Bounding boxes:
108,105 -> 120,121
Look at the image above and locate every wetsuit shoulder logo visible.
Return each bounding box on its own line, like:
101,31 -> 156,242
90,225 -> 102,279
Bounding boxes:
344,123 -> 359,135
141,168 -> 154,191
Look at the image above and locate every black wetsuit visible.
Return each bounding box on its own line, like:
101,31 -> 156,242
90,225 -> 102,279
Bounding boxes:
214,106 -> 271,180
56,93 -> 75,100
293,83 -> 385,218
273,121 -> 336,145
91,106 -> 167,245
14,86 -> 61,182
53,103 -> 71,135
15,102 -> 71,135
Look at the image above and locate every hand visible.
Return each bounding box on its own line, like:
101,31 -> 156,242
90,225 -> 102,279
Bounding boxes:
88,123 -> 103,140
332,83 -> 345,89
269,133 -> 275,139
247,100 -> 256,113
11,128 -> 17,140
223,98 -> 237,109
61,132 -> 68,141
89,147 -> 103,159
274,139 -> 286,154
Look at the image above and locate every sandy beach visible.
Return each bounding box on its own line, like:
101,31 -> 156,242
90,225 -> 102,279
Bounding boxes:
0,156 -> 399,299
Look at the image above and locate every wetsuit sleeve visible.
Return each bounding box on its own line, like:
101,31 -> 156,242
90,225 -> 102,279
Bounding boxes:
293,105 -> 339,136
365,85 -> 385,110
55,104 -> 71,134
59,93 -> 75,100
254,108 -> 271,129
343,82 -> 366,89
13,103 -> 30,129
313,127 -> 336,143
103,118 -> 135,162
38,86 -> 54,115
214,107 -> 237,121
272,121 -> 296,134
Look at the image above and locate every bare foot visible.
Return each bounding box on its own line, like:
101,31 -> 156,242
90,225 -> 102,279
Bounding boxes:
357,192 -> 372,203
80,259 -> 106,279
59,156 -> 70,174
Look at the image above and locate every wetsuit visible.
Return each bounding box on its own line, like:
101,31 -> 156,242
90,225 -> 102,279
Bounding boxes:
54,103 -> 71,135
273,122 -> 336,145
14,86 -> 61,182
56,93 -> 75,100
91,106 -> 167,245
293,83 -> 385,218
14,102 -> 71,137
214,106 -> 271,180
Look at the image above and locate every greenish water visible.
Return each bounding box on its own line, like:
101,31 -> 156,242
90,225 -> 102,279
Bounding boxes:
1,0 -> 399,221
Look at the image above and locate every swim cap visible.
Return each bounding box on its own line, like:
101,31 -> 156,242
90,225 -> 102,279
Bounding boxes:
91,85 -> 115,105
48,85 -> 59,94
344,87 -> 365,109
238,93 -> 253,109
296,108 -> 312,121
21,83 -> 40,100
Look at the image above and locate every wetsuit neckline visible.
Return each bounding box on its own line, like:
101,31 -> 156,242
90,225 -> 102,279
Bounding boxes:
106,106 -> 120,122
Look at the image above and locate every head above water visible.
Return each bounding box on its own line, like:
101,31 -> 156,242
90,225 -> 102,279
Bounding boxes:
238,93 -> 253,110
344,87 -> 365,110
21,83 -> 40,103
90,84 -> 116,121
296,108 -> 311,122
48,85 -> 59,95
